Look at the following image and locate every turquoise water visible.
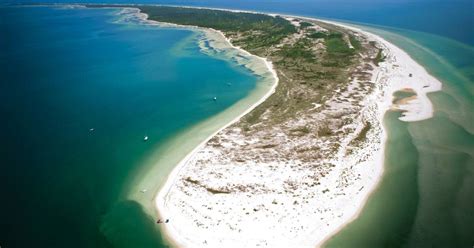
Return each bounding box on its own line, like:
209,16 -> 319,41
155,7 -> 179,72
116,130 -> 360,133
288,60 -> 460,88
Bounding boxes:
7,0 -> 473,45
0,6 -> 258,247
323,24 -> 474,248
324,110 -> 420,248
2,3 -> 473,248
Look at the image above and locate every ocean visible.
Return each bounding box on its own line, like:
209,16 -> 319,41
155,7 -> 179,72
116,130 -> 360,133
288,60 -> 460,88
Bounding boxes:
1,1 -> 473,248
4,0 -> 473,46
0,6 -> 258,247
322,24 -> 474,248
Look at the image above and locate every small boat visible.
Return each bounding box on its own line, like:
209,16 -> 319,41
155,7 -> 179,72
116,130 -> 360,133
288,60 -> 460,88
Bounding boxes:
144,136 -> 149,141
89,128 -> 94,132
213,97 -> 217,101
140,189 -> 147,193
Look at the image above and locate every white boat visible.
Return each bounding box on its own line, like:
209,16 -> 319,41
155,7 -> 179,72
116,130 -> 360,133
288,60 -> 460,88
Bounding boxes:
213,97 -> 217,101
144,136 -> 149,141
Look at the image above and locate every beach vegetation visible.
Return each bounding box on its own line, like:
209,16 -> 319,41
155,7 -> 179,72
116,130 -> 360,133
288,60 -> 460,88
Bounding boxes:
325,32 -> 354,56
290,126 -> 311,136
308,31 -> 328,39
354,122 -> 371,142
109,5 -> 374,142
184,177 -> 231,194
299,22 -> 313,29
374,49 -> 386,65
277,38 -> 315,62
349,35 -> 362,50
136,6 -> 297,50
258,144 -> 278,149
317,125 -> 333,136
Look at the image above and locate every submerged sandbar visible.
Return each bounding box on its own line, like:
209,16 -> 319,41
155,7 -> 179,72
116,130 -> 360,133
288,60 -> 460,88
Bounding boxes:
88,5 -> 442,247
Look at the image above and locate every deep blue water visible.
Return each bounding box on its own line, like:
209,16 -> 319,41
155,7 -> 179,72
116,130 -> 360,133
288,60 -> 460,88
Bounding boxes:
0,6 -> 257,247
5,0 -> 474,46
1,1 -> 473,248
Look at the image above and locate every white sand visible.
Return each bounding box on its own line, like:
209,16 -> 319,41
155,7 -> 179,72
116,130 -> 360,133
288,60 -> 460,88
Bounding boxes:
155,28 -> 281,248
126,6 -> 443,248
318,20 -> 442,122
313,18 -> 443,246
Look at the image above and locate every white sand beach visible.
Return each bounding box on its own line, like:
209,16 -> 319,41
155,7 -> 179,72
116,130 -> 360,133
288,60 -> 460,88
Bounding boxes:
122,6 -> 444,248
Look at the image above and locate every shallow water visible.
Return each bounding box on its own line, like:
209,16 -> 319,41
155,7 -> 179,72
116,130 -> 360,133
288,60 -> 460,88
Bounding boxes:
6,0 -> 473,45
325,110 -> 420,248
0,6 -> 258,247
1,3 -> 473,248
323,25 -> 474,248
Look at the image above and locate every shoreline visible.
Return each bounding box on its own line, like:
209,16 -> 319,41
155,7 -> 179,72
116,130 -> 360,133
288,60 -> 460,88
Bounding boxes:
311,18 -> 443,246
155,28 -> 280,248
101,5 -> 442,247
137,7 -> 443,248
155,42 -> 279,248
111,6 -> 280,247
